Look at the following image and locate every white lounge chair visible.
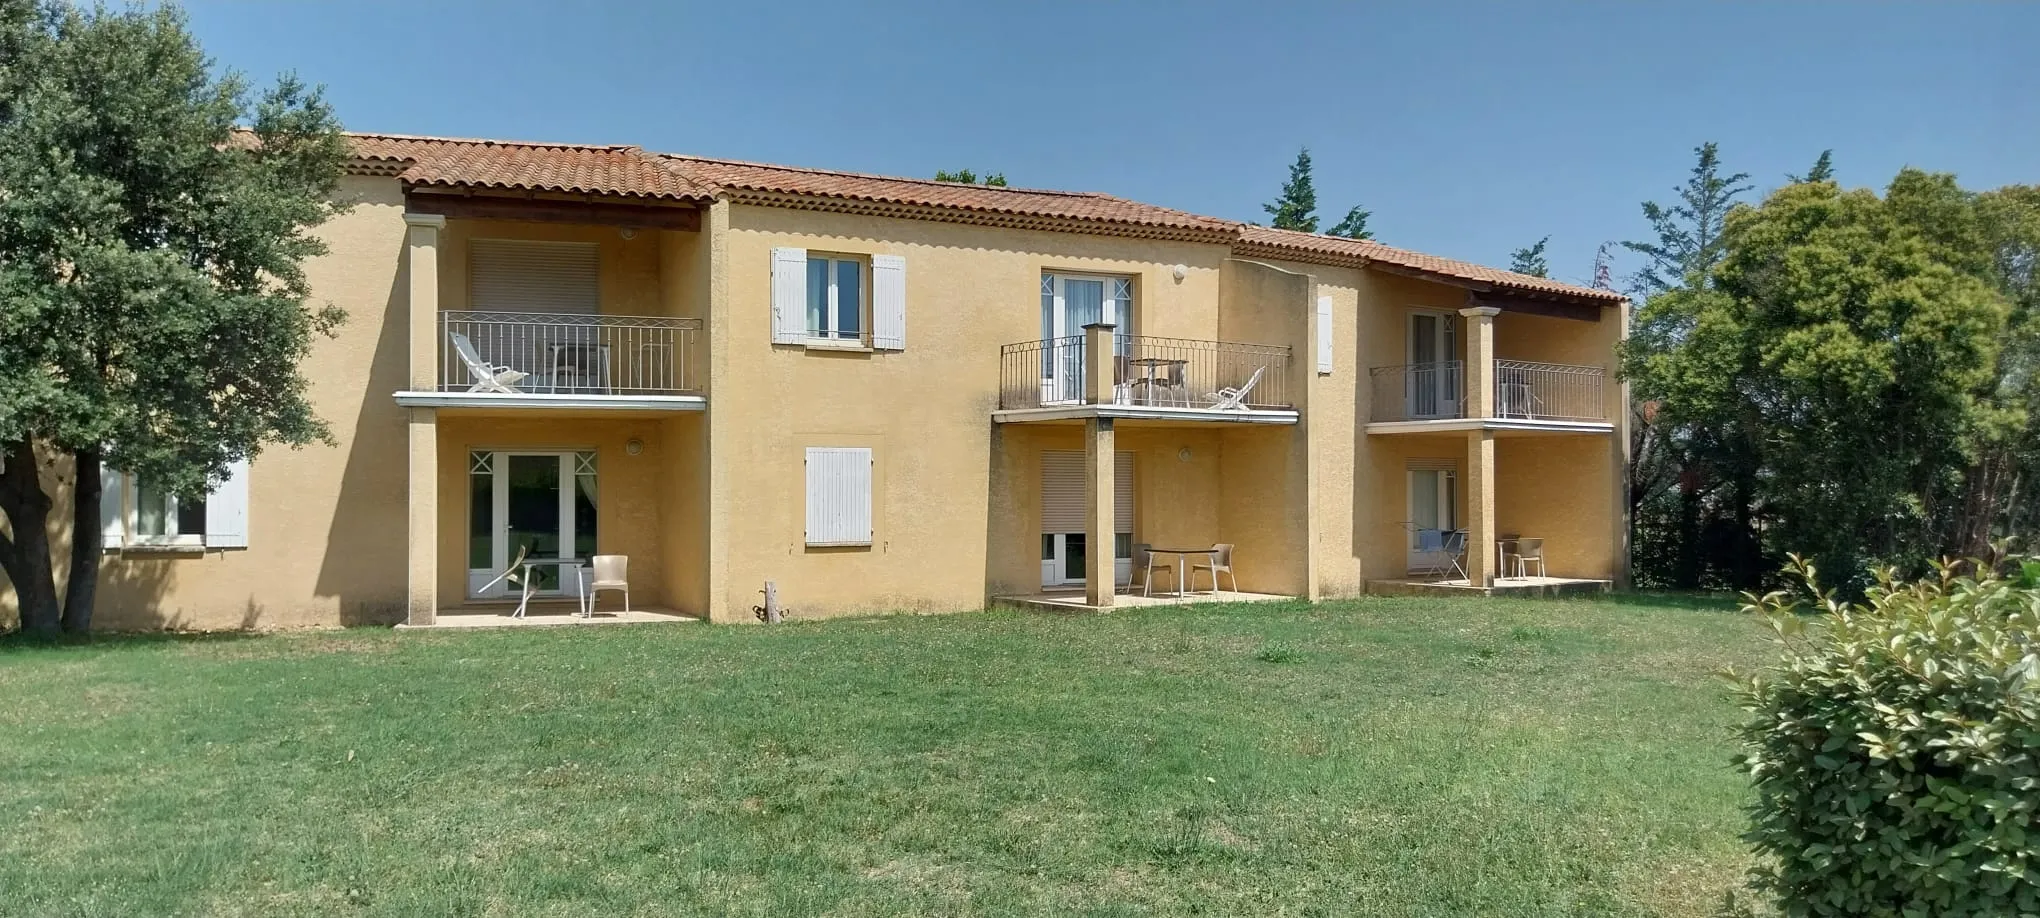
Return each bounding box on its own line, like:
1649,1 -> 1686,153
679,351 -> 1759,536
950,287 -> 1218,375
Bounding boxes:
451,332 -> 528,393
577,554 -> 630,615
1206,365 -> 1267,411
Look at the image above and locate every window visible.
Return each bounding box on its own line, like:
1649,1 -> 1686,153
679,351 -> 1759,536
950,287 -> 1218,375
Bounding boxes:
806,254 -> 865,342
805,447 -> 873,547
101,460 -> 250,550
134,479 -> 206,545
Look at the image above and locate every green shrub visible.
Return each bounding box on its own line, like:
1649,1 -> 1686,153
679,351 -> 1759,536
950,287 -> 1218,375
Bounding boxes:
1730,557 -> 2040,916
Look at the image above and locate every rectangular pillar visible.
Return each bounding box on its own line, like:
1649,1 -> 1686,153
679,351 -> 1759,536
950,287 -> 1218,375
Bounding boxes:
404,213 -> 445,391
407,407 -> 438,625
1459,305 -> 1499,419
1085,417 -> 1116,606
1082,321 -> 1116,405
1465,429 -> 1496,586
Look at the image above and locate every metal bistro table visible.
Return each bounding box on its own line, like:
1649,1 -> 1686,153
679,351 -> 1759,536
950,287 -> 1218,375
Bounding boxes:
510,557 -> 591,618
1128,356 -> 1189,407
1147,546 -> 1220,598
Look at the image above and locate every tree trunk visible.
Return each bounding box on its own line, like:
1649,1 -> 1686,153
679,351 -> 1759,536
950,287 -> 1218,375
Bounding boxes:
1730,470 -> 1761,591
1675,465 -> 1702,590
0,439 -> 61,636
61,447 -> 102,634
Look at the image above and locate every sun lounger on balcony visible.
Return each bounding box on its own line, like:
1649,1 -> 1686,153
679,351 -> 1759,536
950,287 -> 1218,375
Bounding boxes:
451,332 -> 528,393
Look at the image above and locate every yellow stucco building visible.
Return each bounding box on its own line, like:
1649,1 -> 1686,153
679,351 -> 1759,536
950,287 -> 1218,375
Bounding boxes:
3,133 -> 1630,629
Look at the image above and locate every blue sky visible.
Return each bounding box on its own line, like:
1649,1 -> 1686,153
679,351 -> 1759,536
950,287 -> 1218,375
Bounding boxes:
182,0 -> 2033,287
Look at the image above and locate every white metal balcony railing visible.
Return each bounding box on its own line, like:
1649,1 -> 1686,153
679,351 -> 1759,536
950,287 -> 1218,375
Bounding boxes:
440,310 -> 702,395
998,335 -> 1292,411
1368,360 -> 1606,423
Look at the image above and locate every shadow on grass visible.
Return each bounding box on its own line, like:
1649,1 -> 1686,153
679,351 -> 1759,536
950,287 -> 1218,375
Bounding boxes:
0,628 -> 271,654
1583,590 -> 1746,613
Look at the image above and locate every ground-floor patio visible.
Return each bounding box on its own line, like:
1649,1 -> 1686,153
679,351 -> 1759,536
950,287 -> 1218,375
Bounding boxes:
994,588 -> 1295,612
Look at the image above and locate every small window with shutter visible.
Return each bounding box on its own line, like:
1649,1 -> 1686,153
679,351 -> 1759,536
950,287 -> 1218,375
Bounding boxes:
101,459 -> 250,550
771,247 -> 907,350
805,447 -> 873,547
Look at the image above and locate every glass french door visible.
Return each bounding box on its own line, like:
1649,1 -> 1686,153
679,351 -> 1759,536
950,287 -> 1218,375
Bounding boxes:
1407,468 -> 1457,570
1406,311 -> 1458,418
1040,273 -> 1132,404
467,450 -> 598,598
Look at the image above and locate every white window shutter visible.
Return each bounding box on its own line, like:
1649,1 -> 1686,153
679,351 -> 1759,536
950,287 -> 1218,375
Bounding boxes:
1041,450 -> 1134,533
805,447 -> 872,546
1114,452 -> 1134,534
204,458 -> 251,549
99,464 -> 126,547
1316,295 -> 1334,374
771,247 -> 808,344
871,254 -> 906,350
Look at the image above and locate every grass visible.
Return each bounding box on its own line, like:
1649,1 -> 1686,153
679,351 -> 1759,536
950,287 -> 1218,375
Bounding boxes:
0,594 -> 1770,917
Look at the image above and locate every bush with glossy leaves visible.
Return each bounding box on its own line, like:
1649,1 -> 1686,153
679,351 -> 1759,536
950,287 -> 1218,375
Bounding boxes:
1730,556 -> 2039,916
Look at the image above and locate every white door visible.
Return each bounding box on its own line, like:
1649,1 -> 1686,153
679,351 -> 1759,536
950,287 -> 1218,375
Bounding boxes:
1405,312 -> 1458,418
1040,273 -> 1132,404
1406,467 -> 1457,571
1040,450 -> 1133,588
466,450 -> 598,598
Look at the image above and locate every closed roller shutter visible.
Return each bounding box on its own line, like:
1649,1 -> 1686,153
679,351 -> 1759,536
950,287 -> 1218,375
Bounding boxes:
470,239 -> 599,313
1041,450 -> 1133,534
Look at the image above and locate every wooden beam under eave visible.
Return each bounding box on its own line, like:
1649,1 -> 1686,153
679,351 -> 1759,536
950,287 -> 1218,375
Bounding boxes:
1468,291 -> 1606,323
405,192 -> 703,232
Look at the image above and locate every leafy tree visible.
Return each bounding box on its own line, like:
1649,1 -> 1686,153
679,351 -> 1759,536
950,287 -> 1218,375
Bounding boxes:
1788,149 -> 1835,184
1619,143 -> 1758,588
1326,205 -> 1373,240
1630,171 -> 2009,588
1263,147 -> 1319,232
934,168 -> 1006,187
1508,236 -> 1550,277
0,2 -> 348,635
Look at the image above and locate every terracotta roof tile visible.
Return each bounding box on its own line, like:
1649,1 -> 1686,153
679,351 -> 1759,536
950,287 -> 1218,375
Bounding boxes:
346,133 -> 717,202
1236,225 -> 1622,303
333,131 -> 1617,304
659,155 -> 1235,236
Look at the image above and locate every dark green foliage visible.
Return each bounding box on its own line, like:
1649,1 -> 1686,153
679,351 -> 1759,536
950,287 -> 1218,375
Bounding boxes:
1732,557 -> 2040,916
1326,204 -> 1372,240
1622,142 -> 1752,297
0,1 -> 347,633
1790,150 -> 1836,184
1628,172 -> 2009,592
934,168 -> 1006,187
1263,147 -> 1318,232
1509,236 -> 1550,277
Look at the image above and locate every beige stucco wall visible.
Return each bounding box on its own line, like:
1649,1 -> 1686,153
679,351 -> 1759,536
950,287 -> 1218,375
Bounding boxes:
1494,435 -> 1620,580
0,175 -> 413,630
708,203 -> 1244,621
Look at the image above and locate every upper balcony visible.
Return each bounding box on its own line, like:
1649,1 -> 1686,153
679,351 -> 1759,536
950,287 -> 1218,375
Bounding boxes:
430,309 -> 703,405
994,333 -> 1298,425
1367,359 -> 1612,433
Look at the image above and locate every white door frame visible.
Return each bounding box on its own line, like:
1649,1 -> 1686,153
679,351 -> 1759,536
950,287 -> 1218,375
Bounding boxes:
1405,310 -> 1457,419
1041,272 -> 1131,404
467,450 -> 584,599
1406,467 -> 1457,571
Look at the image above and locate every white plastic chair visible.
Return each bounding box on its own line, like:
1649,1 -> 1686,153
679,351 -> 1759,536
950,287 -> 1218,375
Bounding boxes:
577,554 -> 630,615
451,332 -> 528,393
1189,543 -> 1237,593
1123,543 -> 1175,597
1207,365 -> 1267,410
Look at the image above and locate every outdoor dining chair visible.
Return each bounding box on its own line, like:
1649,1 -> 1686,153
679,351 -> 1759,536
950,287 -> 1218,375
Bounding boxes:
1125,543 -> 1175,597
577,555 -> 631,614
1189,543 -> 1237,593
1510,537 -> 1547,578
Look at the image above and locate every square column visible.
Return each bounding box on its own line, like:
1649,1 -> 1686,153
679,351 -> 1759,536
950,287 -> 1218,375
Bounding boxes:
1085,417 -> 1116,606
404,213 -> 445,391
1465,429 -> 1496,586
1458,305 -> 1500,419
1082,321 -> 1117,405
407,407 -> 438,625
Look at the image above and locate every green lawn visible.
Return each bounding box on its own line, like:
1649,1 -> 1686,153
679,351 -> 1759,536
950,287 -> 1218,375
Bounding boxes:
1,595 -> 1769,917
